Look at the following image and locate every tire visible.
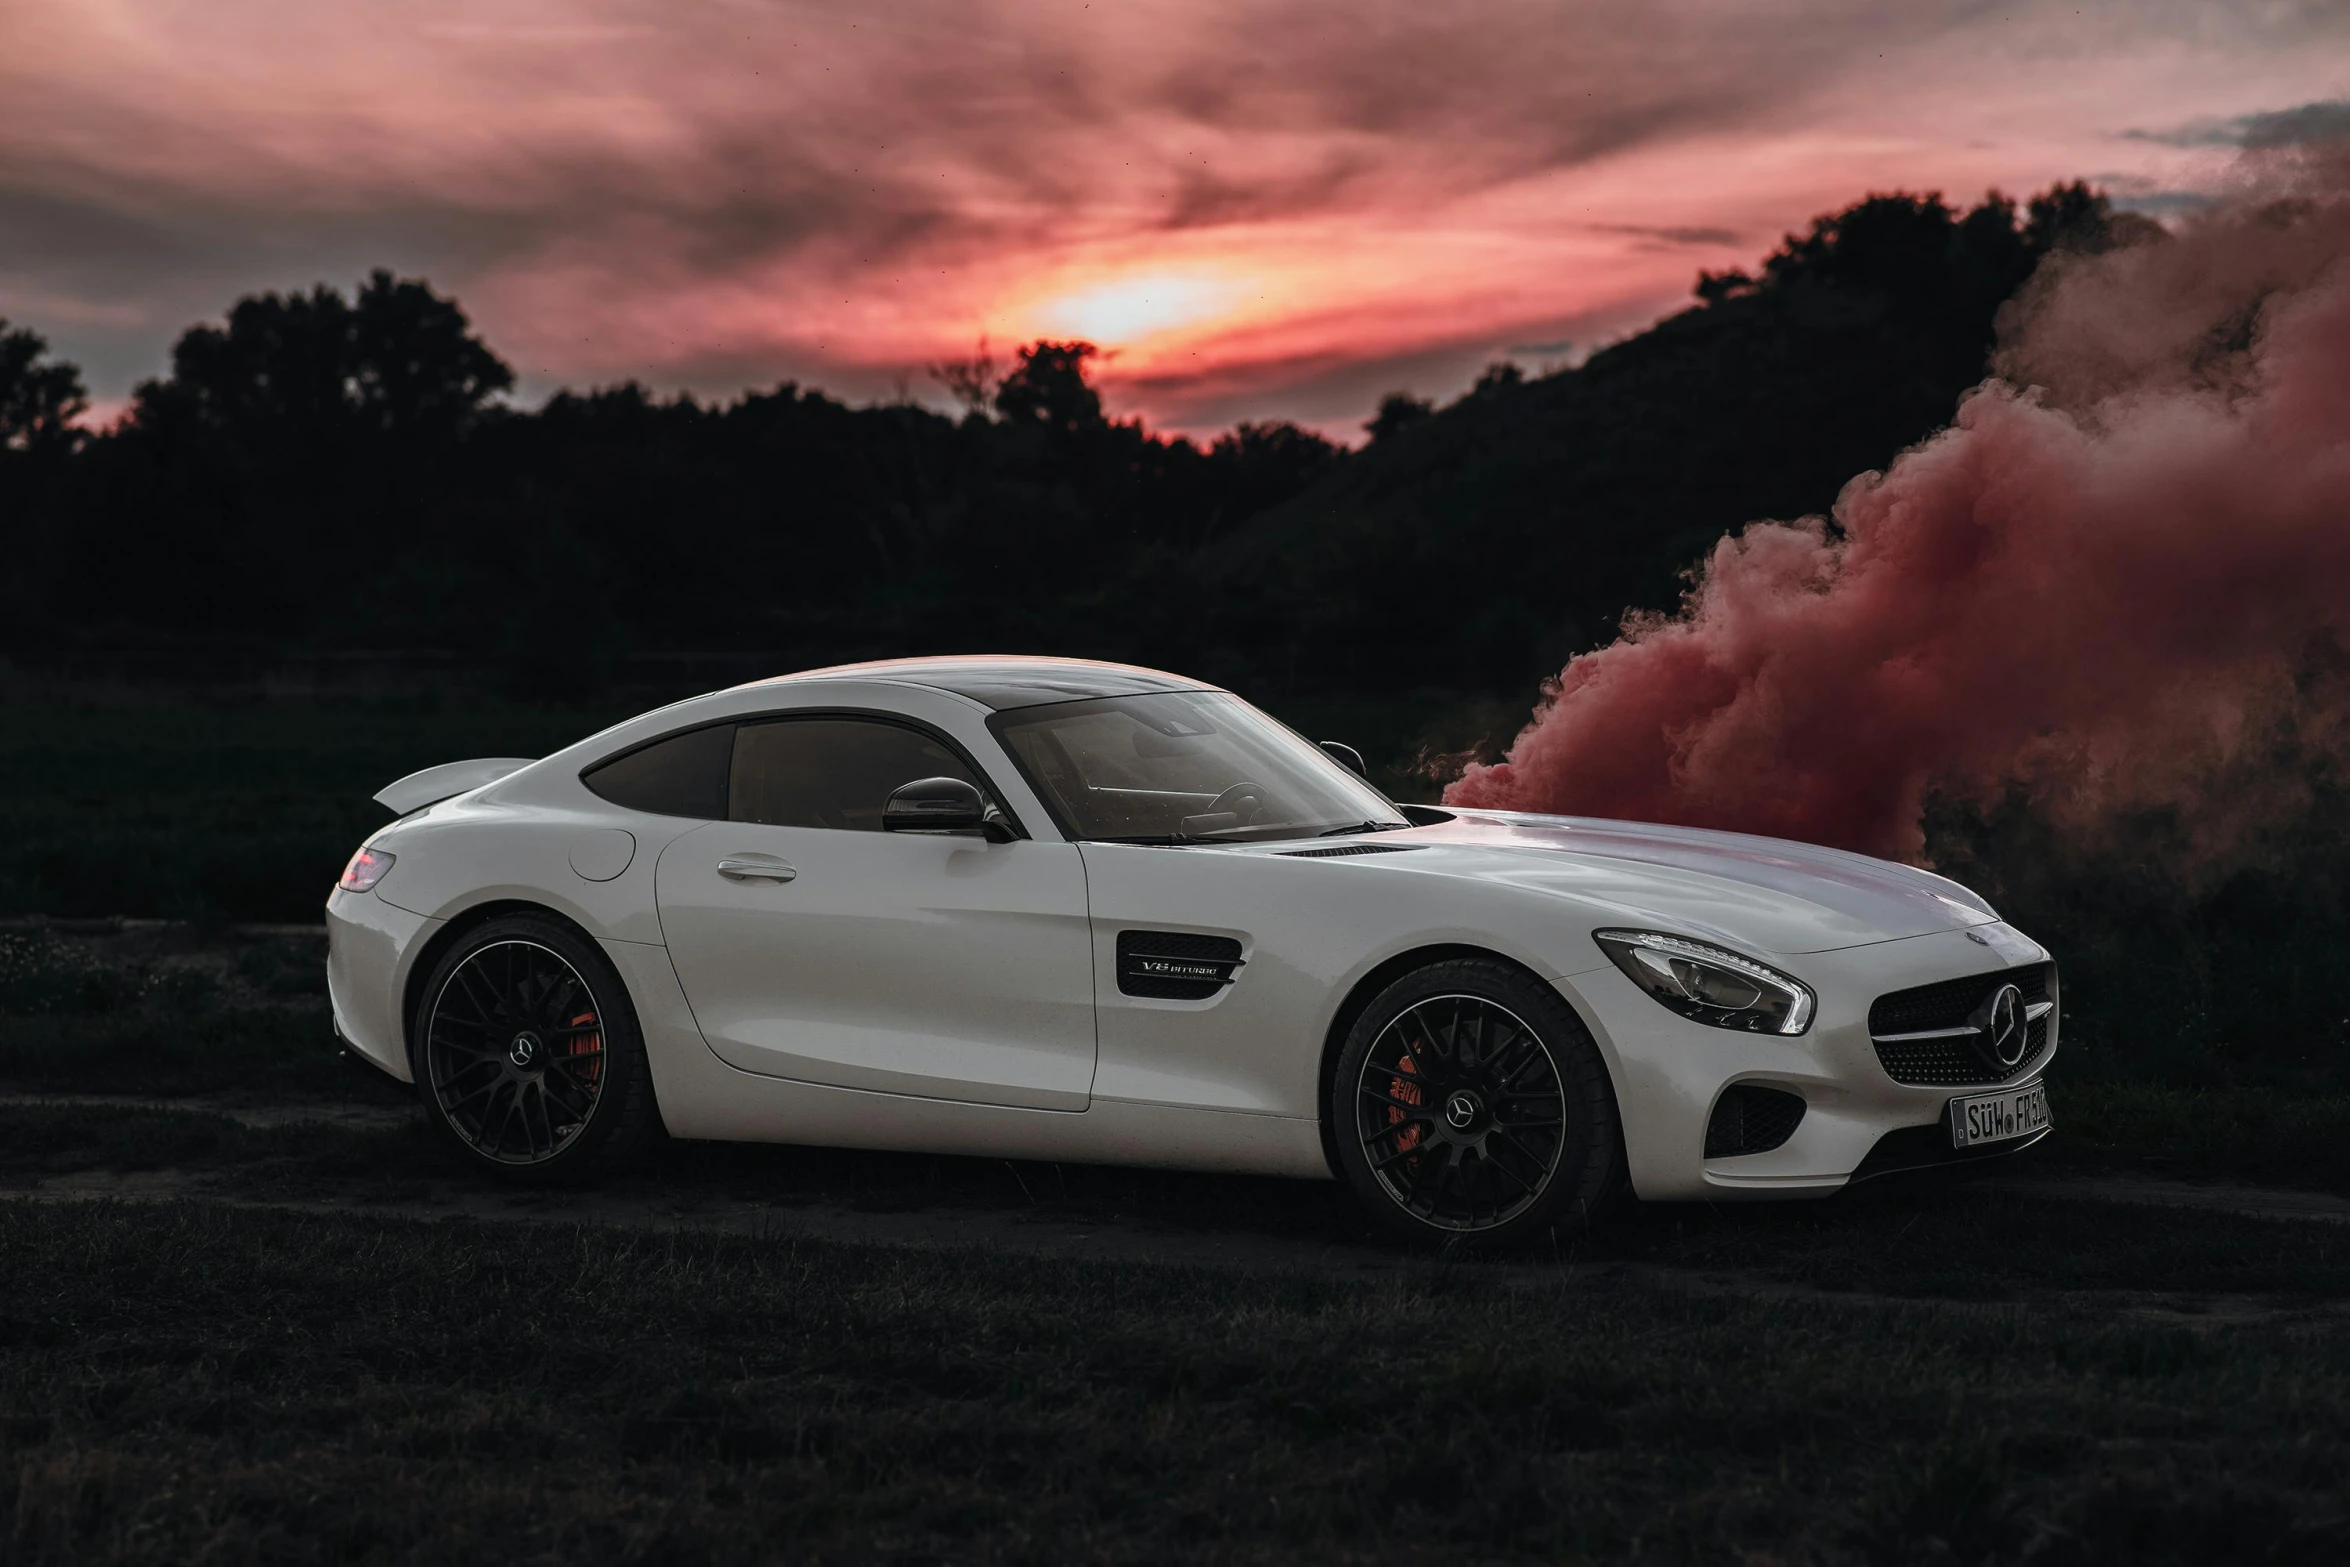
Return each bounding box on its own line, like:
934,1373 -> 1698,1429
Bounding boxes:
409,912 -> 658,1183
1329,958 -> 1623,1248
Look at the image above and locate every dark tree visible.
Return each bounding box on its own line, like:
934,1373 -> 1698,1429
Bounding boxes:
0,322 -> 87,454
993,342 -> 1105,433
131,271 -> 510,442
132,285 -> 354,441
349,270 -> 515,437
0,323 -> 88,640
1469,362 -> 1525,397
2025,180 -> 2125,254
1693,269 -> 1756,305
1365,393 -> 1434,443
1758,192 -> 1972,301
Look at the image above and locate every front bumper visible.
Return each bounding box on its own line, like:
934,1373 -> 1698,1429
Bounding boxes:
1559,924 -> 2057,1202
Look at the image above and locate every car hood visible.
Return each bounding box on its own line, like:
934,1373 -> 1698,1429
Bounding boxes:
1375,809 -> 1998,956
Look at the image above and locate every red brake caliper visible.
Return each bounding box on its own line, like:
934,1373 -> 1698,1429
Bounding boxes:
1389,1053 -> 1423,1153
567,1011 -> 602,1085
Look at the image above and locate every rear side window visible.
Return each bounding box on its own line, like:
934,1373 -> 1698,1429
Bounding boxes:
730,718 -> 981,830
581,724 -> 734,819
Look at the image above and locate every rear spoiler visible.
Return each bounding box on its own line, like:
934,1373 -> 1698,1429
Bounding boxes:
375,758 -> 536,816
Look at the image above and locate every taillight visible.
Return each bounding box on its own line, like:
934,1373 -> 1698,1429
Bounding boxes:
338,847 -> 396,893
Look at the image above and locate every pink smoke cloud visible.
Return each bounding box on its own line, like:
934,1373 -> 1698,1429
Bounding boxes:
1446,146 -> 2350,864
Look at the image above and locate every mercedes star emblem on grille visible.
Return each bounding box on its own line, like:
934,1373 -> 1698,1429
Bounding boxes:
1970,983 -> 2028,1069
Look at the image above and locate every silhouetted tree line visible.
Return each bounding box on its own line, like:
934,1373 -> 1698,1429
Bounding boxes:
2,183 -> 2129,697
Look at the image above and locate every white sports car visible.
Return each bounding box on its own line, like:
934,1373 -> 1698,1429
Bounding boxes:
327,656 -> 2057,1244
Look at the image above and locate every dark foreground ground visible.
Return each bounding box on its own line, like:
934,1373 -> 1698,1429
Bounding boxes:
6,923 -> 2350,1563
10,1190 -> 2350,1567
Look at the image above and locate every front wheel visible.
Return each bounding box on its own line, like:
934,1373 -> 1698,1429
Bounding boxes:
410,913 -> 658,1182
1330,959 -> 1622,1248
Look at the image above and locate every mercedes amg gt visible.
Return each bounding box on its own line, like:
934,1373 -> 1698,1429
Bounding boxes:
326,656 -> 2057,1245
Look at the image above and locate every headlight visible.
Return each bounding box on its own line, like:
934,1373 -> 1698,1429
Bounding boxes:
1594,929 -> 1814,1035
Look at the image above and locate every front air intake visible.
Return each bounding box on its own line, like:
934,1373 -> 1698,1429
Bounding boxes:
1116,930 -> 1244,999
1704,1084 -> 1807,1158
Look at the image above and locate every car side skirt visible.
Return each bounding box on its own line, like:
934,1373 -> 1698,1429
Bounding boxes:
601,938 -> 1333,1179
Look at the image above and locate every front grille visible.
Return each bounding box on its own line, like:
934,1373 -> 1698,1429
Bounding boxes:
1116,930 -> 1244,999
1869,963 -> 2054,1086
1704,1084 -> 1807,1158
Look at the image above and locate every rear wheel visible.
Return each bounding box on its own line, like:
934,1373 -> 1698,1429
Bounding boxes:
411,913 -> 657,1181
1330,958 -> 1622,1247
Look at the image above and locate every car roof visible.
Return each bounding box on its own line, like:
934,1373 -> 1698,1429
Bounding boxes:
735,656 -> 1218,712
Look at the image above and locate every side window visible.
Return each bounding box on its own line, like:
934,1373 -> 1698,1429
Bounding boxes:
581,724 -> 735,819
730,718 -> 983,831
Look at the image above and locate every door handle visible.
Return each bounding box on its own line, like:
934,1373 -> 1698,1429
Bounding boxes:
716,856 -> 797,883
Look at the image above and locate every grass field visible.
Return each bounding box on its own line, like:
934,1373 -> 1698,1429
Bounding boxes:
7,1166 -> 2350,1564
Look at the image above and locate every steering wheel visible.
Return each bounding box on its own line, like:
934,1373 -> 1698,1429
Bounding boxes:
1205,781 -> 1266,821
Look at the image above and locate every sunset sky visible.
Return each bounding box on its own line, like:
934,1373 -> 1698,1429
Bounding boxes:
3,1 -> 2342,437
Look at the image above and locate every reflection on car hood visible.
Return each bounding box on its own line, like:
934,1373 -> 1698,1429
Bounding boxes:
1374,809 -> 1996,956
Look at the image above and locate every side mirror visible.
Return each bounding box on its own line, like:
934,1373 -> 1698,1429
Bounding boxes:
1319,740 -> 1367,778
883,776 -> 1015,841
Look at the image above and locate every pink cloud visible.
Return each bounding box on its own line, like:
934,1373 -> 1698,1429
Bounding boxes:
1,1 -> 2341,432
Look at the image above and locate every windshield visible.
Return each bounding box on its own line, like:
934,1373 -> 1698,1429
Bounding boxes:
990,691 -> 1409,844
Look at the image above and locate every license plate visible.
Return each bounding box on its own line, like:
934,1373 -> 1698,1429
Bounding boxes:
1949,1082 -> 2051,1149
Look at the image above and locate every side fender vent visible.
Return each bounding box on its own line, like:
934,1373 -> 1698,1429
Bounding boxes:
1117,930 -> 1244,1000
1704,1084 -> 1807,1159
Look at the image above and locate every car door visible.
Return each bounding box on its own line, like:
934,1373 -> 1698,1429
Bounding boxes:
656,714 -> 1097,1111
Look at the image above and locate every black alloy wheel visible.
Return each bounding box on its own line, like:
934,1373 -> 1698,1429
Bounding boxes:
413,913 -> 657,1181
1331,958 -> 1622,1246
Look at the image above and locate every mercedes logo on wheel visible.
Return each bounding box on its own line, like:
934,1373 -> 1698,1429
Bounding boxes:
508,1031 -> 542,1070
1969,983 -> 2028,1069
1443,1091 -> 1480,1131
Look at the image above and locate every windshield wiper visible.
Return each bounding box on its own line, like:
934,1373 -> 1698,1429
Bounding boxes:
1318,820 -> 1412,837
